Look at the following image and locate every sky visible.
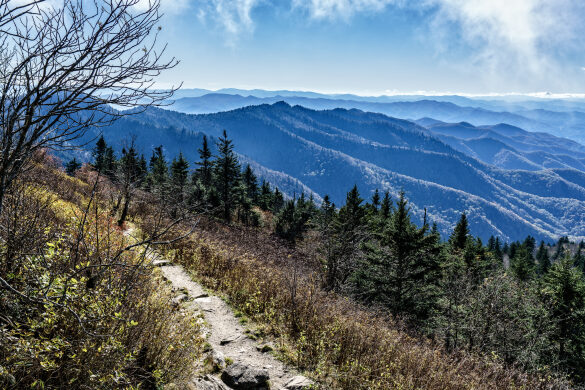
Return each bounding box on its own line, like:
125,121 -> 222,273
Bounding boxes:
147,0 -> 585,95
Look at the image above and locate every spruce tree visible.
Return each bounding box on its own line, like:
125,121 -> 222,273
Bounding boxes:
449,212 -> 470,251
213,130 -> 241,222
537,240 -> 551,274
511,245 -> 536,282
243,164 -> 259,204
171,152 -> 190,204
93,135 -> 107,172
542,258 -> 585,381
65,158 -> 81,176
380,191 -> 392,220
149,145 -> 168,193
353,191 -> 441,323
272,187 -> 284,213
195,135 -> 213,188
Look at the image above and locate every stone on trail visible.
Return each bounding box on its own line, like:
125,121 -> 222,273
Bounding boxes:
221,362 -> 270,389
190,375 -> 230,390
282,376 -> 315,390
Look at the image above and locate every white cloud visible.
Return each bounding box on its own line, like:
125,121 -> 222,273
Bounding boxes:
423,0 -> 585,89
292,0 -> 400,20
134,0 -> 192,15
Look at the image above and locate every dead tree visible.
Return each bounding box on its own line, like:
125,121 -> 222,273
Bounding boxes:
0,0 -> 178,213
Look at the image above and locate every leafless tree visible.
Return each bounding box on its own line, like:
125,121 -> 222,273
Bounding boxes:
0,0 -> 178,213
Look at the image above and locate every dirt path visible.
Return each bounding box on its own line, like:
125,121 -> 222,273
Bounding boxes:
124,228 -> 310,389
159,264 -> 304,389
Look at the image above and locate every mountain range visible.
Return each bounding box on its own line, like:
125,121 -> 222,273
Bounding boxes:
167,92 -> 585,145
69,100 -> 585,243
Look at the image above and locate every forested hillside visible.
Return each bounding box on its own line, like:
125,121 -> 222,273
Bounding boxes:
66,103 -> 585,242
59,132 -> 585,388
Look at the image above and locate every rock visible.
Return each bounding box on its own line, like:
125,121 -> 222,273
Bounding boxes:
212,350 -> 226,370
191,375 -> 231,390
282,376 -> 315,390
220,335 -> 240,345
171,294 -> 189,305
194,293 -> 209,299
221,362 -> 270,389
152,259 -> 171,267
256,344 -> 273,353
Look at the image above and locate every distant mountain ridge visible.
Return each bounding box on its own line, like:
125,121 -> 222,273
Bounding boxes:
70,102 -> 585,243
168,92 -> 585,144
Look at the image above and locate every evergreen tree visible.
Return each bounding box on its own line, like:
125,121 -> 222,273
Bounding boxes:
258,180 -> 273,211
352,191 -> 441,323
171,152 -> 190,205
116,145 -> 141,226
194,135 -> 213,187
93,135 -> 107,172
65,158 -> 81,176
449,212 -> 470,251
149,145 -> 168,193
242,164 -> 259,204
272,188 -> 284,213
542,258 -> 585,381
511,245 -> 536,282
574,243 -> 585,273
380,191 -> 392,220
537,241 -> 551,274
324,185 -> 365,291
213,130 -> 241,222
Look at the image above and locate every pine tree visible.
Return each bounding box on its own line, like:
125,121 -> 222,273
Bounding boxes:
449,212 -> 470,251
116,145 -> 141,226
380,191 -> 392,220
171,152 -> 190,205
149,145 -> 168,193
243,164 -> 259,204
194,135 -> 213,187
511,245 -> 536,282
574,243 -> 585,273
272,187 -> 284,213
352,191 -> 441,323
93,136 -> 107,172
537,240 -> 551,274
213,130 -> 241,222
258,180 -> 273,211
542,258 -> 585,381
324,185 -> 365,291
65,158 -> 81,176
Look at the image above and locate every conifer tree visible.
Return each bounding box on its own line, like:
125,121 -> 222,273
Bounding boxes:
65,158 -> 81,176
149,145 -> 168,193
259,180 -> 273,211
213,130 -> 241,222
537,240 -> 551,274
93,135 -> 107,173
171,152 -> 190,205
542,258 -> 585,381
380,191 -> 392,220
511,245 -> 536,282
195,135 -> 213,187
449,212 -> 470,251
243,164 -> 259,204
353,191 -> 441,323
272,188 -> 284,212
116,144 -> 142,226
324,185 -> 365,291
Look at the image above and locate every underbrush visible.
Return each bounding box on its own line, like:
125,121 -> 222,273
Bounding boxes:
168,232 -> 570,390
0,160 -> 203,389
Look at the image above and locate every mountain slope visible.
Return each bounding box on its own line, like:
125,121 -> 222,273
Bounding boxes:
78,103 -> 585,242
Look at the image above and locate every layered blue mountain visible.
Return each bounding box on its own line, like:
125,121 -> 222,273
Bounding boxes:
79,102 -> 585,243
169,92 -> 585,144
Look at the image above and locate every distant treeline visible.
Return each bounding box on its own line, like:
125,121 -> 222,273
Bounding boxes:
72,131 -> 585,385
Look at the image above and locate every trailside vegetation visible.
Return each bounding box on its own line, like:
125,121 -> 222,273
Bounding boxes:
93,133 -> 585,388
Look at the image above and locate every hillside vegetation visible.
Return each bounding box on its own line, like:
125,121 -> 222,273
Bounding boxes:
0,154 -> 203,389
67,103 -> 585,242
68,133 -> 585,389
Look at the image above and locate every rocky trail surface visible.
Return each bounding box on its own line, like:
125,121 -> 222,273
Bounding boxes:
125,227 -> 315,390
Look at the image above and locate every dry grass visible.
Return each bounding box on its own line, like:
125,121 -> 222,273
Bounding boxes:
166,220 -> 571,390
0,159 -> 203,389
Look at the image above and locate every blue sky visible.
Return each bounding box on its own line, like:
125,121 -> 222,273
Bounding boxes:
148,0 -> 585,95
